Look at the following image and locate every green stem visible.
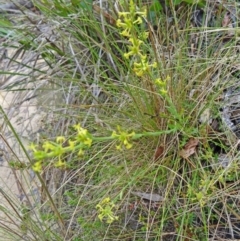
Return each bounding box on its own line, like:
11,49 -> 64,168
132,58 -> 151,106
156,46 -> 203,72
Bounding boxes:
133,129 -> 176,138
36,129 -> 177,160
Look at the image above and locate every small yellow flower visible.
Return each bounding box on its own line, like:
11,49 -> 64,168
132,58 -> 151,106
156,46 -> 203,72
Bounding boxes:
129,37 -> 142,45
29,143 -> 37,152
155,76 -> 170,96
118,12 -> 130,18
42,141 -> 55,152
73,124 -> 92,147
74,124 -> 88,135
136,8 -> 147,18
116,18 -> 126,28
120,28 -> 131,37
73,123 -> 82,131
133,16 -> 143,25
155,78 -> 166,87
96,197 -> 118,224
117,0 -> 146,38
83,138 -> 92,147
68,140 -> 76,150
99,197 -> 110,206
78,149 -> 84,156
123,52 -> 132,59
111,126 -> 135,150
124,139 -> 133,149
124,38 -> 143,59
56,136 -> 66,144
141,31 -> 149,39
117,17 -> 133,37
32,161 -> 42,172
54,157 -> 66,168
133,58 -> 156,76
118,17 -> 132,25
152,62 -> 157,68
116,144 -> 122,150
160,88 -> 168,96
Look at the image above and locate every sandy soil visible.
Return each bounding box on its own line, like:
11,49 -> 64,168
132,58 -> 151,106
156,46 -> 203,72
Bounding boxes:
0,46 -> 46,239
0,0 -> 64,236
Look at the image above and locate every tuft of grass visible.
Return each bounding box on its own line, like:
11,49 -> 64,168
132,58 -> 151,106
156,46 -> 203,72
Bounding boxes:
1,0 -> 240,240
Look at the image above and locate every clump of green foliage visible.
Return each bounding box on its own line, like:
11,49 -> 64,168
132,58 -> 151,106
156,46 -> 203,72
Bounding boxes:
1,0 -> 240,240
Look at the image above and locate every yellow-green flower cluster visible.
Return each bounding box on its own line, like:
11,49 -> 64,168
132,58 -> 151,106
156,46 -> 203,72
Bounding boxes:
155,75 -> 170,96
111,125 -> 135,150
29,123 -> 137,172
29,124 -> 92,172
96,197 -> 118,224
116,0 -> 157,76
73,124 -> 92,147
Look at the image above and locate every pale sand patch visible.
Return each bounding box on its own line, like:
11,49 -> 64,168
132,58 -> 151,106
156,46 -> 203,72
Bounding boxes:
0,1 -> 65,237
0,46 -> 48,239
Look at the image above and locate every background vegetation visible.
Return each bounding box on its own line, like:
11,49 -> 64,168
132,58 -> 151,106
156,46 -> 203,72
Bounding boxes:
1,0 -> 240,240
